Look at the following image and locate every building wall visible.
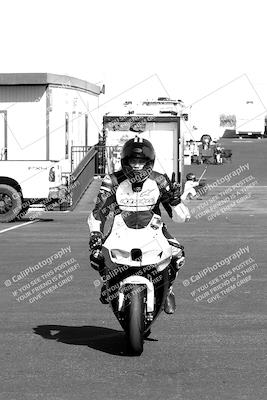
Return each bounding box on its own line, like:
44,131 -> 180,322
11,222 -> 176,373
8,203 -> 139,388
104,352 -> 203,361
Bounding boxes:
48,86 -> 100,172
0,85 -> 46,160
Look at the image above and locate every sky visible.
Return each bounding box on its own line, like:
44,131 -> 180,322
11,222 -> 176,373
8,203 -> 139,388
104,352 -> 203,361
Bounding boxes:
1,0 -> 267,139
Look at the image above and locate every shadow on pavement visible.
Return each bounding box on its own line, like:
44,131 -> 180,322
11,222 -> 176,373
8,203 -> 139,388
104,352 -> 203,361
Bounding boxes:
33,324 -> 144,356
15,217 -> 54,222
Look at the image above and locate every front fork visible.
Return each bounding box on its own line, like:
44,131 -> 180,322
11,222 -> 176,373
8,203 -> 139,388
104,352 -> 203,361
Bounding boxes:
110,268 -> 169,331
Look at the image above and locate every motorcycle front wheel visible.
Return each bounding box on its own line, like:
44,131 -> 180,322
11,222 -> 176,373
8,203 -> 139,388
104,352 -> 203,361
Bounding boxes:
125,286 -> 145,355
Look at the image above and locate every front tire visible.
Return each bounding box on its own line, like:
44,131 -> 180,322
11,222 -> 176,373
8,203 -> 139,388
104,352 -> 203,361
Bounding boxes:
0,184 -> 22,222
126,287 -> 145,355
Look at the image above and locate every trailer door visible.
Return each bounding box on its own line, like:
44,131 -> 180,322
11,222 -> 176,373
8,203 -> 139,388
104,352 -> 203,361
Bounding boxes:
143,121 -> 177,177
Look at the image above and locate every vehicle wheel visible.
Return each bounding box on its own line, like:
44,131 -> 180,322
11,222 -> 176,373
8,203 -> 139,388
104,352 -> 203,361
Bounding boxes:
126,287 -> 145,355
0,184 -> 22,222
16,204 -> 30,220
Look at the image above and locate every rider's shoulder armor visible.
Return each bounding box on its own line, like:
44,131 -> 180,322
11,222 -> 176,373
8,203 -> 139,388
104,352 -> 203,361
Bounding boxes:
100,174 -> 114,193
150,171 -> 169,193
99,171 -> 126,192
113,170 -> 127,185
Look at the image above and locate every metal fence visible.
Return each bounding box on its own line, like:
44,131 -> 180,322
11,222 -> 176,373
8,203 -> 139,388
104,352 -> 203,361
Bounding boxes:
71,146 -> 92,172
94,145 -> 123,176
68,144 -> 124,209
70,146 -> 97,210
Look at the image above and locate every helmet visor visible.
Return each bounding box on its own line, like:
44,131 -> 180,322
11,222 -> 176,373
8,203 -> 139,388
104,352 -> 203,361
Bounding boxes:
128,157 -> 147,171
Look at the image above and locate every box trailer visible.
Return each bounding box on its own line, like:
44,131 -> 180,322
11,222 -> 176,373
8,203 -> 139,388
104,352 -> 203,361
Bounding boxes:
236,101 -> 265,138
101,98 -> 187,183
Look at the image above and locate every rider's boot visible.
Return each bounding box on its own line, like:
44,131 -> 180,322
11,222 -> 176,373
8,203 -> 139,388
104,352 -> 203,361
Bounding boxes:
164,286 -> 176,314
100,284 -> 109,304
164,244 -> 185,314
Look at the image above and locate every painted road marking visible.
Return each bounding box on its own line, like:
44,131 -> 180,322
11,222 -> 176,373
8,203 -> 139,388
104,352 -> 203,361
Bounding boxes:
0,219 -> 40,234
205,186 -> 267,188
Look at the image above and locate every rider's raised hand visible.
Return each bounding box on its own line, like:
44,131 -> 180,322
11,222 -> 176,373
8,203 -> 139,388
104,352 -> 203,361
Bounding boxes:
161,173 -> 181,207
161,188 -> 181,206
168,186 -> 181,206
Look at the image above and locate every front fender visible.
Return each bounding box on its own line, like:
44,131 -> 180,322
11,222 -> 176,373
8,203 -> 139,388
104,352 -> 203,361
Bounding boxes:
118,276 -> 154,312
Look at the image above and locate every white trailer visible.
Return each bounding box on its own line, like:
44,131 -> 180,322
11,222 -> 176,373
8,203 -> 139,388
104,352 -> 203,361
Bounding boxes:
0,73 -> 104,221
236,101 -> 265,138
0,73 -> 103,169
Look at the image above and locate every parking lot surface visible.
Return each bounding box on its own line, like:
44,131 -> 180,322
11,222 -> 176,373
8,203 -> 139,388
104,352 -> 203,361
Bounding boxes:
0,139 -> 266,400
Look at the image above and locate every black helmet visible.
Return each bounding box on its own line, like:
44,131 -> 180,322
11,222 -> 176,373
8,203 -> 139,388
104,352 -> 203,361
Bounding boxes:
121,136 -> 155,183
186,172 -> 196,181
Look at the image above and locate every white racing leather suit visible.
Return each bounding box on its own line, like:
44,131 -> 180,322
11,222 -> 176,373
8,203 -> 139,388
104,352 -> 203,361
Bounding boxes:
88,169 -> 190,280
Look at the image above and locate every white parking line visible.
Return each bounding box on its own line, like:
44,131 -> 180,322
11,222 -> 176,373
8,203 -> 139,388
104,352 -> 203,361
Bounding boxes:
0,219 -> 40,234
208,186 -> 267,188
232,140 -> 253,143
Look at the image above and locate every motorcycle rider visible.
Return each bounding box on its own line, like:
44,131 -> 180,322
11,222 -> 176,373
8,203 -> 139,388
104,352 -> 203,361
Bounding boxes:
88,136 -> 190,314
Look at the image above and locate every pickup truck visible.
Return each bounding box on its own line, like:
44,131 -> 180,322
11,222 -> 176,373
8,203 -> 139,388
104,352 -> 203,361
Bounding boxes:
0,161 -> 68,222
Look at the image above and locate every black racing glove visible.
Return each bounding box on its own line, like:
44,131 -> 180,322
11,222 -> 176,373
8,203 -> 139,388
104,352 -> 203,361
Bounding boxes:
161,173 -> 181,207
89,231 -> 103,252
161,186 -> 181,207
89,232 -> 105,273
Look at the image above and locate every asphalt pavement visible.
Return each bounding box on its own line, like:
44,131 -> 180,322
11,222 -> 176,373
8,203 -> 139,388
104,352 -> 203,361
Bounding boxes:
0,138 -> 266,400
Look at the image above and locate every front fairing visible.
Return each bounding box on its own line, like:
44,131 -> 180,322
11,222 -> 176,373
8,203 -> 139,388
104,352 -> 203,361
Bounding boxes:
102,212 -> 172,271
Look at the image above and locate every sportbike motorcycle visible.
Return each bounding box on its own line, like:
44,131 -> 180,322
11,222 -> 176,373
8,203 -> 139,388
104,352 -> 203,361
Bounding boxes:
101,209 -> 173,355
